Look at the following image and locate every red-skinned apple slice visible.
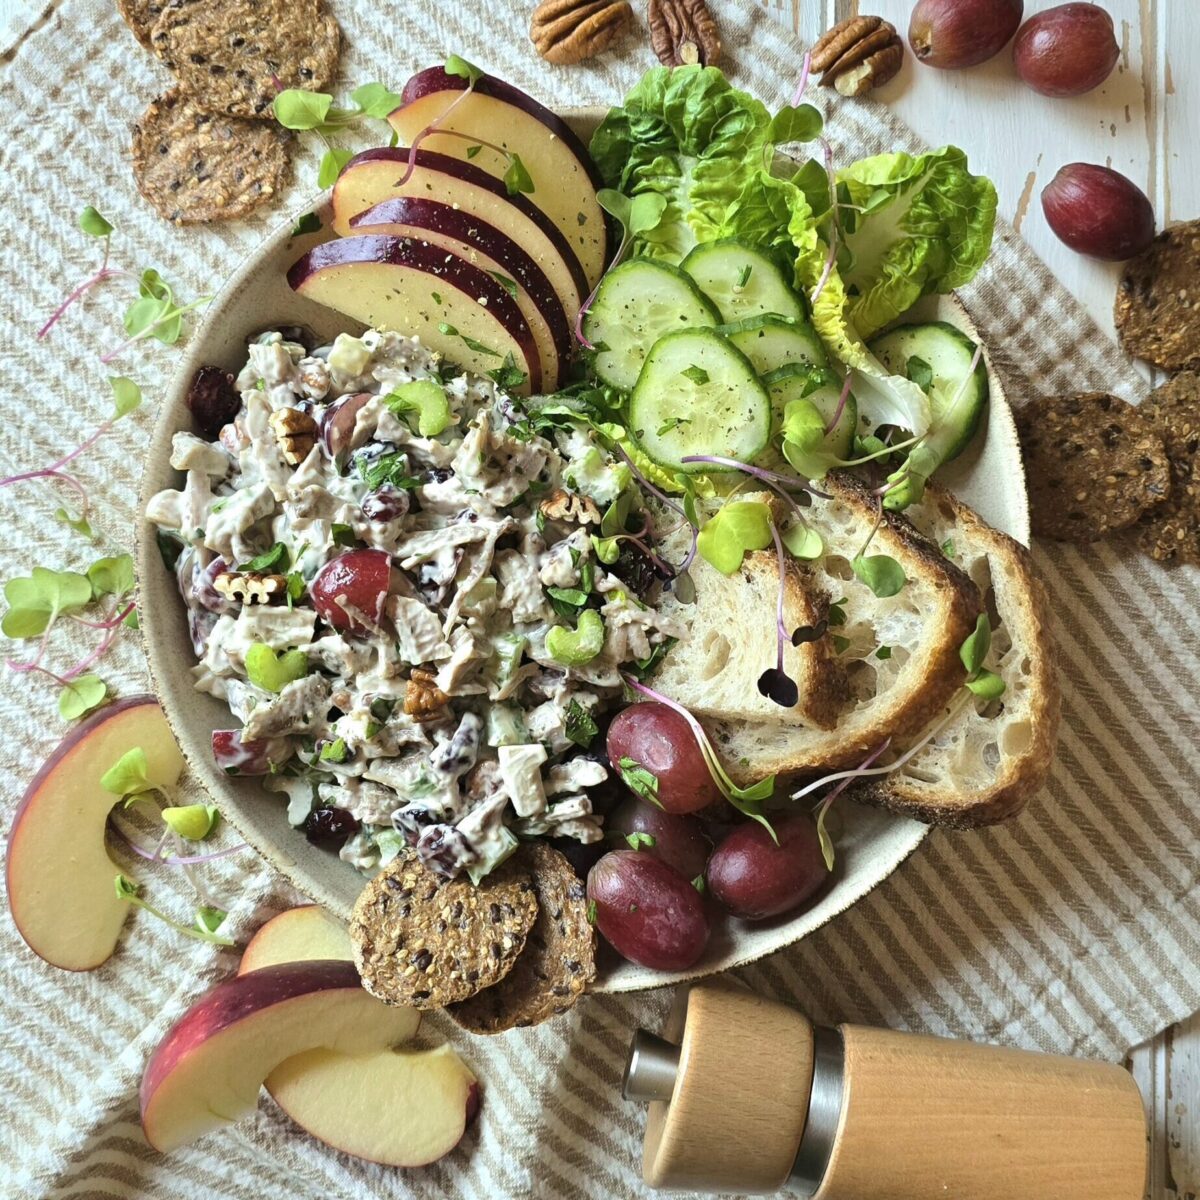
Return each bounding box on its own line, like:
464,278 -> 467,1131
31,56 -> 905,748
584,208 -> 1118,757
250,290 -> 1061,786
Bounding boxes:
7,696 -> 184,971
351,197 -> 571,391
140,960 -> 421,1153
287,234 -> 541,394
236,907 -> 478,1167
330,148 -> 586,321
390,67 -> 610,287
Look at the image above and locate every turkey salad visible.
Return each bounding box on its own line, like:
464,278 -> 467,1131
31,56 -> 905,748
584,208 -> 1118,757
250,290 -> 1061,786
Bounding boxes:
146,329 -> 685,881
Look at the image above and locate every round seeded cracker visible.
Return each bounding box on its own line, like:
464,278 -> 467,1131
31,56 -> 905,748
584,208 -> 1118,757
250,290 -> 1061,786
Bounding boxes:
132,89 -> 293,224
116,0 -> 164,49
1132,372 -> 1200,565
447,844 -> 596,1034
149,0 -> 341,120
1017,391 -> 1171,542
349,850 -> 539,1010
1115,220 -> 1200,372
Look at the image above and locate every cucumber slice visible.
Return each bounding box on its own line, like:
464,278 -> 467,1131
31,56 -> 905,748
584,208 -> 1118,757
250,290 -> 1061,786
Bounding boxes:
868,321 -> 988,462
630,330 -> 771,474
764,365 -> 857,471
680,240 -> 806,323
720,314 -> 827,375
583,258 -> 721,392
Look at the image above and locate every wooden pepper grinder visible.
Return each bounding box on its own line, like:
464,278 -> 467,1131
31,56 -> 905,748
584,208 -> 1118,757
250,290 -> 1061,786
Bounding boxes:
623,983 -> 1147,1197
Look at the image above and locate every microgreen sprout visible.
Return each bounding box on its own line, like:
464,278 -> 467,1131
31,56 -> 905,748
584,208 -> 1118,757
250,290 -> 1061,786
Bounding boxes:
39,211 -> 208,360
575,190 -> 669,348
790,50 -> 813,108
756,518 -> 801,708
113,874 -> 235,946
622,674 -> 778,839
810,739 -> 891,870
825,373 -> 853,436
810,138 -> 841,307
959,613 -> 1006,698
612,444 -> 699,573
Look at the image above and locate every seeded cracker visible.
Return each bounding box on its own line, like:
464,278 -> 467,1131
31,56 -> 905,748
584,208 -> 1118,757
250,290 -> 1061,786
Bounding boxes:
447,844 -> 596,1034
1016,391 -> 1171,542
349,850 -> 539,1010
149,0 -> 341,120
1115,220 -> 1200,372
131,89 -> 292,224
116,0 -> 164,50
1133,372 -> 1200,564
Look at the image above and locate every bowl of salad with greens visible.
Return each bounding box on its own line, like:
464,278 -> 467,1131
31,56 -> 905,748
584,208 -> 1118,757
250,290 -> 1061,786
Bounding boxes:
140,62 -> 1040,998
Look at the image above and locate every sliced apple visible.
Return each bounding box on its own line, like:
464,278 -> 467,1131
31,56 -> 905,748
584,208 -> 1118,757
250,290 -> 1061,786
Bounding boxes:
330,148 -> 587,321
236,905 -> 478,1167
391,66 -> 610,288
238,905 -> 353,973
267,1044 -> 479,1168
287,234 -> 541,394
140,960 -> 421,1153
7,696 -> 184,971
351,197 -> 571,391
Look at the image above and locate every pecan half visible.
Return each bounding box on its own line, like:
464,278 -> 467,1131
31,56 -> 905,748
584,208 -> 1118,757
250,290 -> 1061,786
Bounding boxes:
809,16 -> 904,97
269,406 -> 318,466
213,572 -> 289,605
405,669 -> 450,719
531,0 -> 633,65
539,488 -> 602,525
648,0 -> 721,67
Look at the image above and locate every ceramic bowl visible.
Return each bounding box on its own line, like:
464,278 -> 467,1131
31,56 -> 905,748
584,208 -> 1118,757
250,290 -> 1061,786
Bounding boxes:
137,108 -> 1028,994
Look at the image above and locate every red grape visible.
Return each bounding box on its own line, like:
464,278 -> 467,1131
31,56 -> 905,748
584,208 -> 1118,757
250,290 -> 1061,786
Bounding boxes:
909,0 -> 1023,69
609,797 -> 712,881
706,815 -> 828,921
587,851 -> 710,971
1013,4 -> 1118,97
606,703 -> 720,815
211,729 -> 292,775
311,549 -> 391,633
1041,164 -> 1155,261
187,366 -> 241,439
319,392 -> 374,458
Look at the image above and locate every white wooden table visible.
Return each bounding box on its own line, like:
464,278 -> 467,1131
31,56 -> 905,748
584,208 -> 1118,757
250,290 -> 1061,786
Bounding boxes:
795,2 -> 1195,1195
0,0 -> 1192,1193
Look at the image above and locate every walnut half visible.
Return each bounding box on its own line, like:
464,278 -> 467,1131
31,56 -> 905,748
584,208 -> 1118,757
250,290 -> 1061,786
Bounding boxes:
530,0 -> 633,65
269,406 -> 318,466
213,572 -> 289,605
404,669 -> 450,719
648,0 -> 721,67
539,488 -> 602,525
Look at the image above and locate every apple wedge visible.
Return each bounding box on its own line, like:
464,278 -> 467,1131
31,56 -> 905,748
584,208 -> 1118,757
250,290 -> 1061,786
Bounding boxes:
390,67 -> 610,288
330,148 -> 587,321
236,906 -> 478,1167
267,1043 -> 479,1168
7,696 -> 184,971
287,235 -> 541,394
351,197 -> 571,391
239,904 -> 353,972
140,960 -> 421,1153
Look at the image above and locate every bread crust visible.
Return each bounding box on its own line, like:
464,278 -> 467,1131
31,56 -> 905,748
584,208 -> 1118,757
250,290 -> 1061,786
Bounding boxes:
852,487 -> 1061,827
712,472 -> 983,781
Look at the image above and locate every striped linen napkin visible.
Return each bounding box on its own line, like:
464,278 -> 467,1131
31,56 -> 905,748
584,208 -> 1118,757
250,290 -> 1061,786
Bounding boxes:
1,1 -> 1197,1196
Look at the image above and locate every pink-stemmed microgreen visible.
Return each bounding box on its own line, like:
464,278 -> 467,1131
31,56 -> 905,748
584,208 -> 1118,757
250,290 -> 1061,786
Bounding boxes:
575,189 -> 669,349
1,377 -> 142,540
622,674 -> 778,839
111,824 -> 248,868
39,212 -> 209,361
811,138 -> 841,306
114,874 -> 235,946
809,739 -> 892,869
756,517 -> 803,707
790,51 -> 813,108
612,443 -> 699,572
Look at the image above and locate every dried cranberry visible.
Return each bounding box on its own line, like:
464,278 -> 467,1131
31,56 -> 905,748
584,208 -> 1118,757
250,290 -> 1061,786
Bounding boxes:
611,540 -> 660,597
187,366 -> 241,439
362,486 -> 410,522
303,806 -> 360,849
416,824 -> 474,877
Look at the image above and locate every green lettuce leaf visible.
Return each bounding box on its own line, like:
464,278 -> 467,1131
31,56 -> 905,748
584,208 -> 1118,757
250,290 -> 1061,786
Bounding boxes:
835,147 -> 997,339
590,66 -> 821,264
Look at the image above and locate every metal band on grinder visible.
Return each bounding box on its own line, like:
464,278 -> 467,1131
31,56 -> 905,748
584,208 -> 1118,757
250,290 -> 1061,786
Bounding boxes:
790,1025 -> 845,1196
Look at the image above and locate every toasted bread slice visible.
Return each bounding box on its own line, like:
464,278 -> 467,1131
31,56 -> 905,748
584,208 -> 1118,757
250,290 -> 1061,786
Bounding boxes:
849,486 -> 1061,827
653,492 -> 847,729
706,472 -> 983,782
